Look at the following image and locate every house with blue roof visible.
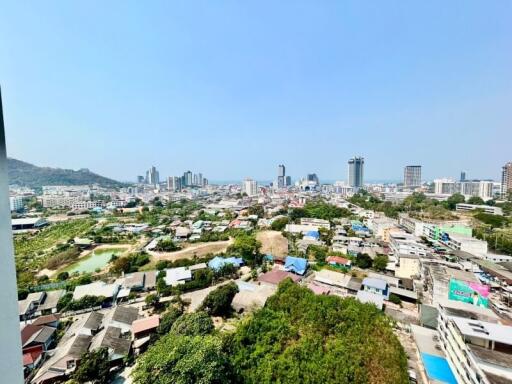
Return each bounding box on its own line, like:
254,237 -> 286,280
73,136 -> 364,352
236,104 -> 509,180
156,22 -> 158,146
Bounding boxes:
207,256 -> 244,271
284,256 -> 308,276
362,277 -> 389,299
303,230 -> 320,241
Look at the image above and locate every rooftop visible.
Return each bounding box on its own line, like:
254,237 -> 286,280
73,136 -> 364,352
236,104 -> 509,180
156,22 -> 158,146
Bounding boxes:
132,315 -> 160,335
362,277 -> 388,291
112,306 -> 139,326
451,317 -> 512,345
258,269 -> 302,285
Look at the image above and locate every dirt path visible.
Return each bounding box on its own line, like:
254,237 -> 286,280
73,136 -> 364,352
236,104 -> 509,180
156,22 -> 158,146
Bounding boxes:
147,239 -> 233,262
257,230 -> 288,257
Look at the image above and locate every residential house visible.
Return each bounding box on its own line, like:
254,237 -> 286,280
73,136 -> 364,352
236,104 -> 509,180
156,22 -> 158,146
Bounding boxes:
361,277 -> 389,299
164,267 -> 192,286
284,256 -> 308,275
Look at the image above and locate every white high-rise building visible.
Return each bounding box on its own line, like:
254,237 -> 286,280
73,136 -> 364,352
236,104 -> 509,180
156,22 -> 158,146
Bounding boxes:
9,195 -> 23,211
434,178 -> 456,195
460,180 -> 494,201
242,178 -> 258,196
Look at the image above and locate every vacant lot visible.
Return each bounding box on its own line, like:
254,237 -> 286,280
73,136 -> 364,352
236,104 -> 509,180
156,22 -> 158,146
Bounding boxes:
147,239 -> 232,263
257,230 -> 288,257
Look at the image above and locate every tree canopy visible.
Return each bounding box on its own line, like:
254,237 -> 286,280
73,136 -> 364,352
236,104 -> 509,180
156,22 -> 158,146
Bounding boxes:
227,233 -> 262,265
132,334 -> 234,384
200,282 -> 239,316
228,279 -> 408,384
72,347 -> 110,384
170,311 -> 214,336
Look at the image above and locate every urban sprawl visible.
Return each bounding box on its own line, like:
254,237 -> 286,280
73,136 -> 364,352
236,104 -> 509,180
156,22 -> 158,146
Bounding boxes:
11,158 -> 512,384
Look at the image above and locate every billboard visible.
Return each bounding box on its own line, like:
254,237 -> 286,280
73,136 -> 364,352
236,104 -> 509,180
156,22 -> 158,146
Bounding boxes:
448,278 -> 489,308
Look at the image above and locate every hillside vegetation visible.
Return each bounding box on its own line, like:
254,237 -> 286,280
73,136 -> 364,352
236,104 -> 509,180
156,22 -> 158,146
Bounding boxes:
7,158 -> 126,188
133,279 -> 409,384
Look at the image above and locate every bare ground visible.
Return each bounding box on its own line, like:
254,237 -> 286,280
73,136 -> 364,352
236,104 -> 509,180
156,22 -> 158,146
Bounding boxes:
257,230 -> 289,257
147,239 -> 233,263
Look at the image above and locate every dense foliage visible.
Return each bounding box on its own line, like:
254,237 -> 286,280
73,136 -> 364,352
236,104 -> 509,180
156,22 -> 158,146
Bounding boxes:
270,217 -> 289,231
289,199 -> 351,221
157,307 -> 184,335
110,251 -> 150,274
132,334 -> 233,384
200,282 -> 239,316
170,311 -> 214,336
227,233 -> 262,265
155,238 -> 180,252
228,279 -> 408,384
349,191 -> 465,219
72,347 -> 111,384
58,293 -> 105,312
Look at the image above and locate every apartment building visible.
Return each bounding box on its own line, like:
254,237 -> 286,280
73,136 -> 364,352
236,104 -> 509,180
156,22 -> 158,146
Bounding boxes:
395,254 -> 421,280
389,231 -> 428,257
398,213 -> 425,237
441,233 -> 488,255
299,217 -> 330,230
438,302 -> 512,384
9,195 -> 23,211
434,178 -> 457,195
456,203 -> 503,216
71,200 -> 106,210
42,195 -> 83,208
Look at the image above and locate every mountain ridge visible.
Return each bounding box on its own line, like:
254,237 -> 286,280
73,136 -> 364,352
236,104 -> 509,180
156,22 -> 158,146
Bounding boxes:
7,158 -> 127,189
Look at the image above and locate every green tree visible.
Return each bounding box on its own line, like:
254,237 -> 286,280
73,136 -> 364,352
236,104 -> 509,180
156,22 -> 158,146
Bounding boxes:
145,294 -> 160,309
157,307 -> 184,335
467,196 -> 485,205
227,233 -> 262,265
389,293 -> 402,306
355,253 -> 373,269
372,255 -> 389,271
443,193 -> 465,210
200,282 -> 239,317
228,279 -> 409,384
155,238 -> 180,252
270,217 -> 289,231
72,347 -> 110,384
132,334 -> 233,384
247,204 -> 265,218
308,245 -> 328,263
170,311 -> 214,336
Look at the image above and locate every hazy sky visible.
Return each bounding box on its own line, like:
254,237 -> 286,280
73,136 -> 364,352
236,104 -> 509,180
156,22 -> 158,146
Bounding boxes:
1,1 -> 511,182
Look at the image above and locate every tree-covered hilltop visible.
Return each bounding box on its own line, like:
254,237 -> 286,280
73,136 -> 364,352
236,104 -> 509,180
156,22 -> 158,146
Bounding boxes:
7,158 -> 126,189
132,278 -> 409,384
228,279 -> 409,384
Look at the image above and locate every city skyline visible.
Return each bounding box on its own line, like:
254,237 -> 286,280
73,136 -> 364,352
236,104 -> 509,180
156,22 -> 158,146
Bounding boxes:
1,2 -> 511,182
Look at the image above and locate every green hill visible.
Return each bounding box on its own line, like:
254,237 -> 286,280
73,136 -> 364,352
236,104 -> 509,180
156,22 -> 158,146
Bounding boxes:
7,158 -> 127,189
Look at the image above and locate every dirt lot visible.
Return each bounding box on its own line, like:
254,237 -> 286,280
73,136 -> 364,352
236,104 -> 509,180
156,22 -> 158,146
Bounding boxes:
147,239 -> 233,263
257,230 -> 289,257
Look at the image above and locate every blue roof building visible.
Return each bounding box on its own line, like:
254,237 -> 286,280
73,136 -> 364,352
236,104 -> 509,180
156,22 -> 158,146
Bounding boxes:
284,256 -> 308,275
207,256 -> 244,271
304,230 -> 320,239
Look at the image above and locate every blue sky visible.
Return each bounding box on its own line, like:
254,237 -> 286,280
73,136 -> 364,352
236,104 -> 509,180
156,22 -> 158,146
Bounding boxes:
1,1 -> 511,183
